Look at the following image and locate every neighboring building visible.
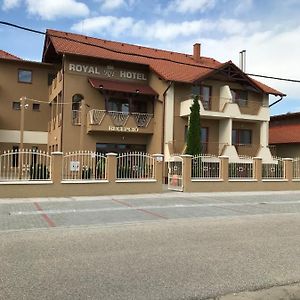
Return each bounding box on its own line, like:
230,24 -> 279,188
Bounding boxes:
0,50 -> 57,153
269,112 -> 300,157
1,29 -> 285,162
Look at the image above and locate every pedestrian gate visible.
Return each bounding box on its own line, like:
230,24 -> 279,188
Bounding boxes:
168,156 -> 183,191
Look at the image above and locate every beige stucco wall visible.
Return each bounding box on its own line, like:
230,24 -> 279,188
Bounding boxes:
0,59 -> 57,152
51,56 -> 164,154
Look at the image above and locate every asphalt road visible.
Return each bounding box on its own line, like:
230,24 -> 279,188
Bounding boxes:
1,191 -> 300,299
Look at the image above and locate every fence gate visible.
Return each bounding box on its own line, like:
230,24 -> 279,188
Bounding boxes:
168,156 -> 183,191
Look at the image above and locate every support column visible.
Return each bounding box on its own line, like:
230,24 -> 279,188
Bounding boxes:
253,157 -> 262,181
51,151 -> 63,184
181,154 -> 192,192
153,154 -> 164,183
219,156 -> 229,182
283,158 -> 293,181
106,153 -> 117,182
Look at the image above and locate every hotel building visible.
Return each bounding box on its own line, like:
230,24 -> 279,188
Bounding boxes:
0,29 -> 285,162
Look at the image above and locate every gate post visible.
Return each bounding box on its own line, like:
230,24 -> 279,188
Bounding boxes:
219,156 -> 229,182
181,154 -> 192,192
283,158 -> 293,181
51,151 -> 63,184
153,154 -> 164,183
106,153 -> 117,182
253,157 -> 262,181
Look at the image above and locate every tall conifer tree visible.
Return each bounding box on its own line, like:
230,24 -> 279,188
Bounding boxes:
186,95 -> 201,155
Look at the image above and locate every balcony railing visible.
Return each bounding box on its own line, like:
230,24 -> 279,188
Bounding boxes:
88,109 -> 153,128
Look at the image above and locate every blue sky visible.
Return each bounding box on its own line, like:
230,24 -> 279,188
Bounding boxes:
1,0 -> 300,116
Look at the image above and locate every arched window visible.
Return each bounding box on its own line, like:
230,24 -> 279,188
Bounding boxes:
72,94 -> 84,110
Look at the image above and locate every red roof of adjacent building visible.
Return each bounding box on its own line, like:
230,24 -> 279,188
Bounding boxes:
0,50 -> 22,60
43,29 -> 284,96
269,124 -> 300,144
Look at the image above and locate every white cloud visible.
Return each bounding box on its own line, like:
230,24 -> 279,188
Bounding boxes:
25,0 -> 89,20
71,16 -> 134,36
234,0 -> 253,15
167,0 -> 216,13
96,0 -> 125,10
72,17 -> 260,41
2,0 -> 21,10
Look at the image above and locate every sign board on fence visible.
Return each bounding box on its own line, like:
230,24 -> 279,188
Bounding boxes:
70,161 -> 80,171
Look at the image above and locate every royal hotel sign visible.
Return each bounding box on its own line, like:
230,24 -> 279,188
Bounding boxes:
68,63 -> 148,82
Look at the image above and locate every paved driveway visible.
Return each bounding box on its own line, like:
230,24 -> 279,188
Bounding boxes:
1,190 -> 300,232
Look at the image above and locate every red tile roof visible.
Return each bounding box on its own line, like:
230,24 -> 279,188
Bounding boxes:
44,29 -> 284,96
89,78 -> 157,96
0,50 -> 21,60
269,124 -> 300,144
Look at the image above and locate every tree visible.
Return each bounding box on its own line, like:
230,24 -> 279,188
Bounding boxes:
186,95 -> 201,155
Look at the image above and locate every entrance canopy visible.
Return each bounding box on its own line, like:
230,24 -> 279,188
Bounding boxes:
88,78 -> 158,96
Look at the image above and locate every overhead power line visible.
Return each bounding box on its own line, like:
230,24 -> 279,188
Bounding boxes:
1,21 -> 300,84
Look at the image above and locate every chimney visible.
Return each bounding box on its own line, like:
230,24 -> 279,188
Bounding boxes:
193,43 -> 201,61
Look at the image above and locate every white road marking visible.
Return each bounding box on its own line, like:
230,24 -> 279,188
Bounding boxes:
9,200 -> 300,216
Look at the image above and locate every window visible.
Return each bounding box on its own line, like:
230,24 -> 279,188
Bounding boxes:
72,94 -> 84,111
18,69 -> 32,83
12,101 -> 21,110
12,146 -> 19,167
32,103 -> 40,111
201,127 -> 209,153
132,100 -> 147,113
107,98 -> 129,112
232,129 -> 252,145
231,89 -> 248,107
191,85 -> 211,110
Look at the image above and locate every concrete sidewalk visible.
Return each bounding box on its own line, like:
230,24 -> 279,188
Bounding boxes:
210,282 -> 300,299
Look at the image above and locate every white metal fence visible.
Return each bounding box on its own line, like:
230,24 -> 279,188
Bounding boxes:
117,152 -> 155,180
62,151 -> 107,180
0,149 -> 51,181
229,159 -> 253,179
293,158 -> 300,179
262,157 -> 284,179
191,154 -> 220,179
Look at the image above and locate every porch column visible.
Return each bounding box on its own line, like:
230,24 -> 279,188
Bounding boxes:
260,121 -> 269,147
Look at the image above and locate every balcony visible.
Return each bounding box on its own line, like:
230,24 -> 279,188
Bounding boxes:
86,109 -> 154,134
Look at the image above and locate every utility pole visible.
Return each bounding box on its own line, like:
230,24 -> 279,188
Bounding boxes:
20,96 -> 25,150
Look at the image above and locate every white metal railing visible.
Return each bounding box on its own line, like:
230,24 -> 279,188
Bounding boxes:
117,152 -> 155,180
62,151 -> 107,181
0,149 -> 51,181
108,111 -> 129,126
88,110 -> 153,128
293,158 -> 300,179
131,112 -> 153,127
192,154 -> 220,179
229,159 -> 253,179
89,109 -> 106,125
72,110 -> 81,125
262,157 -> 284,179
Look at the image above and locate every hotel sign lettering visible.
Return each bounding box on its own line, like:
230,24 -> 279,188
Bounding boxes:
68,63 -> 148,81
108,126 -> 139,132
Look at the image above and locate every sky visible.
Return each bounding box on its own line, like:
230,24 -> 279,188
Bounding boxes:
1,0 -> 300,116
